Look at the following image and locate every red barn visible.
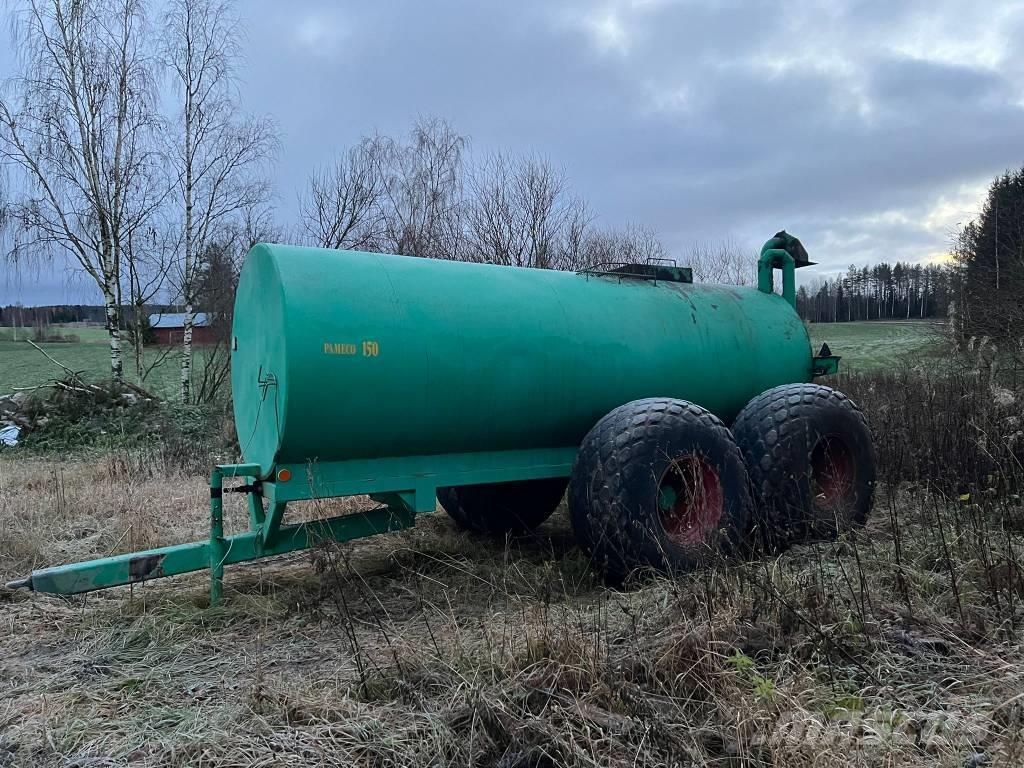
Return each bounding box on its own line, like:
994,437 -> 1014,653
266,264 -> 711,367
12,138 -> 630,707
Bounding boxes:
148,313 -> 216,346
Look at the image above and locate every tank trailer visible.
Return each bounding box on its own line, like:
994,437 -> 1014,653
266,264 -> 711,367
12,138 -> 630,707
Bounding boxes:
8,232 -> 874,603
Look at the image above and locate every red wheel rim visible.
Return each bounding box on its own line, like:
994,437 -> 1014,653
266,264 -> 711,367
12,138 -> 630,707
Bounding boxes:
811,435 -> 855,509
657,454 -> 724,547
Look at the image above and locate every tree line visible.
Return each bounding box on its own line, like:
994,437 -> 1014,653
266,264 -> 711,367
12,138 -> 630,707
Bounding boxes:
796,262 -> 955,323
799,160 -> 1024,354
952,169 -> 1024,353
0,304 -> 172,326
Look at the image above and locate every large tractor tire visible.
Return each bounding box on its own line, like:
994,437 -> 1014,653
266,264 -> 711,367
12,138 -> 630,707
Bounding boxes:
731,383 -> 875,549
437,478 -> 569,535
568,398 -> 751,580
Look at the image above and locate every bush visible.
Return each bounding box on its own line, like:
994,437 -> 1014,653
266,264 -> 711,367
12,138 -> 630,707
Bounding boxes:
837,366 -> 1023,495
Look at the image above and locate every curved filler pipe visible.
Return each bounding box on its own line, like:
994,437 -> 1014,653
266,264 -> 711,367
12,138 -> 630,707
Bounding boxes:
758,231 -> 810,309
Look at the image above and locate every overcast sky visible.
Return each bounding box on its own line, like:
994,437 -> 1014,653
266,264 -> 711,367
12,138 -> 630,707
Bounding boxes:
3,0 -> 1023,305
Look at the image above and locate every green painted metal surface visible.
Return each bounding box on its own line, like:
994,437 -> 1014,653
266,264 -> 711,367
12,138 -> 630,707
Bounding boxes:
267,448 -> 577,504
232,243 -> 813,478
17,473 -> 415,596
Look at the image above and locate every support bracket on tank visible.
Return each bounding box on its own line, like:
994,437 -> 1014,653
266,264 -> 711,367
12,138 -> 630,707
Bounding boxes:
812,342 -> 841,377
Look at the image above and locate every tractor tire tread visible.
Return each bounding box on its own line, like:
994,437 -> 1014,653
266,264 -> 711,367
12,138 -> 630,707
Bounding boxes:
569,397 -> 751,578
731,383 -> 874,546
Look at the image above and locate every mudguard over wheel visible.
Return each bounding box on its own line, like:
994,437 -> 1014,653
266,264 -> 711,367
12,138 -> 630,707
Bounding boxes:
731,383 -> 875,548
437,478 -> 568,535
568,397 -> 751,580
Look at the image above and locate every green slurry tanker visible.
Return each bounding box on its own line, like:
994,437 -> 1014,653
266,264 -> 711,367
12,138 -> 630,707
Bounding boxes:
8,232 -> 875,603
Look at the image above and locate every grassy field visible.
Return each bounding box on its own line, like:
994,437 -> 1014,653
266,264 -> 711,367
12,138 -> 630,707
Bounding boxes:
0,324 -> 111,344
808,319 -> 945,372
0,325 -> 212,399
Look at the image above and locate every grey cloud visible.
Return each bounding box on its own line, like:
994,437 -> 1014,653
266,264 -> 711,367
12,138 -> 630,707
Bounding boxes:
3,0 -> 1023,302
2,256 -> 95,305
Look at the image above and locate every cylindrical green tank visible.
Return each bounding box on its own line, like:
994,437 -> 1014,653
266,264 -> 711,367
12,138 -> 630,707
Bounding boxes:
231,245 -> 812,477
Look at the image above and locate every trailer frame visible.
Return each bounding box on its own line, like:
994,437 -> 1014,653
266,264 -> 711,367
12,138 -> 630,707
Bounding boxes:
8,449 -> 577,603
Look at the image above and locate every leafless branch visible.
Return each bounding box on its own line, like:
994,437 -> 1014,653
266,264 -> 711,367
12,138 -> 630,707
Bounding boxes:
299,137 -> 384,250
0,0 -> 165,381
687,237 -> 755,285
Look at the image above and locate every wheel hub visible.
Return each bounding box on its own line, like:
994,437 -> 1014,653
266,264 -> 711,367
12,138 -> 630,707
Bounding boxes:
657,454 -> 724,547
811,434 -> 855,510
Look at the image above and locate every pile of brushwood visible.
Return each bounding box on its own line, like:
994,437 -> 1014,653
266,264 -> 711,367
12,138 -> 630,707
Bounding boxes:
0,376 -> 231,471
0,378 -> 154,434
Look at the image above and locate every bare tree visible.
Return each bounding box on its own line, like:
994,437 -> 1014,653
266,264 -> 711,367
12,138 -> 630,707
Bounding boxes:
582,224 -> 669,267
377,117 -> 466,259
163,0 -> 276,403
465,153 -> 588,269
299,137 -> 384,250
193,203 -> 278,403
687,237 -> 755,285
554,200 -> 593,271
299,118 -> 692,286
124,223 -> 174,379
0,0 -> 163,381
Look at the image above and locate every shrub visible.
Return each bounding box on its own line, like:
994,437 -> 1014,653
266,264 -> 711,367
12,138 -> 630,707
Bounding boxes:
838,366 -> 1023,495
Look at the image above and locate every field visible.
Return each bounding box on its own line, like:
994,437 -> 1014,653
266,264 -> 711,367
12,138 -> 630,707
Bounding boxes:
0,325 -> 213,399
807,320 -> 945,372
2,438 -> 1022,766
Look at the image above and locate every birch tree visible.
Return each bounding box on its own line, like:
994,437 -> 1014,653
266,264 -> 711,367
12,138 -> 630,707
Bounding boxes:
299,137 -> 384,250
0,0 -> 162,381
125,222 -> 174,379
163,0 -> 276,403
464,153 -> 588,269
377,118 -> 466,259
